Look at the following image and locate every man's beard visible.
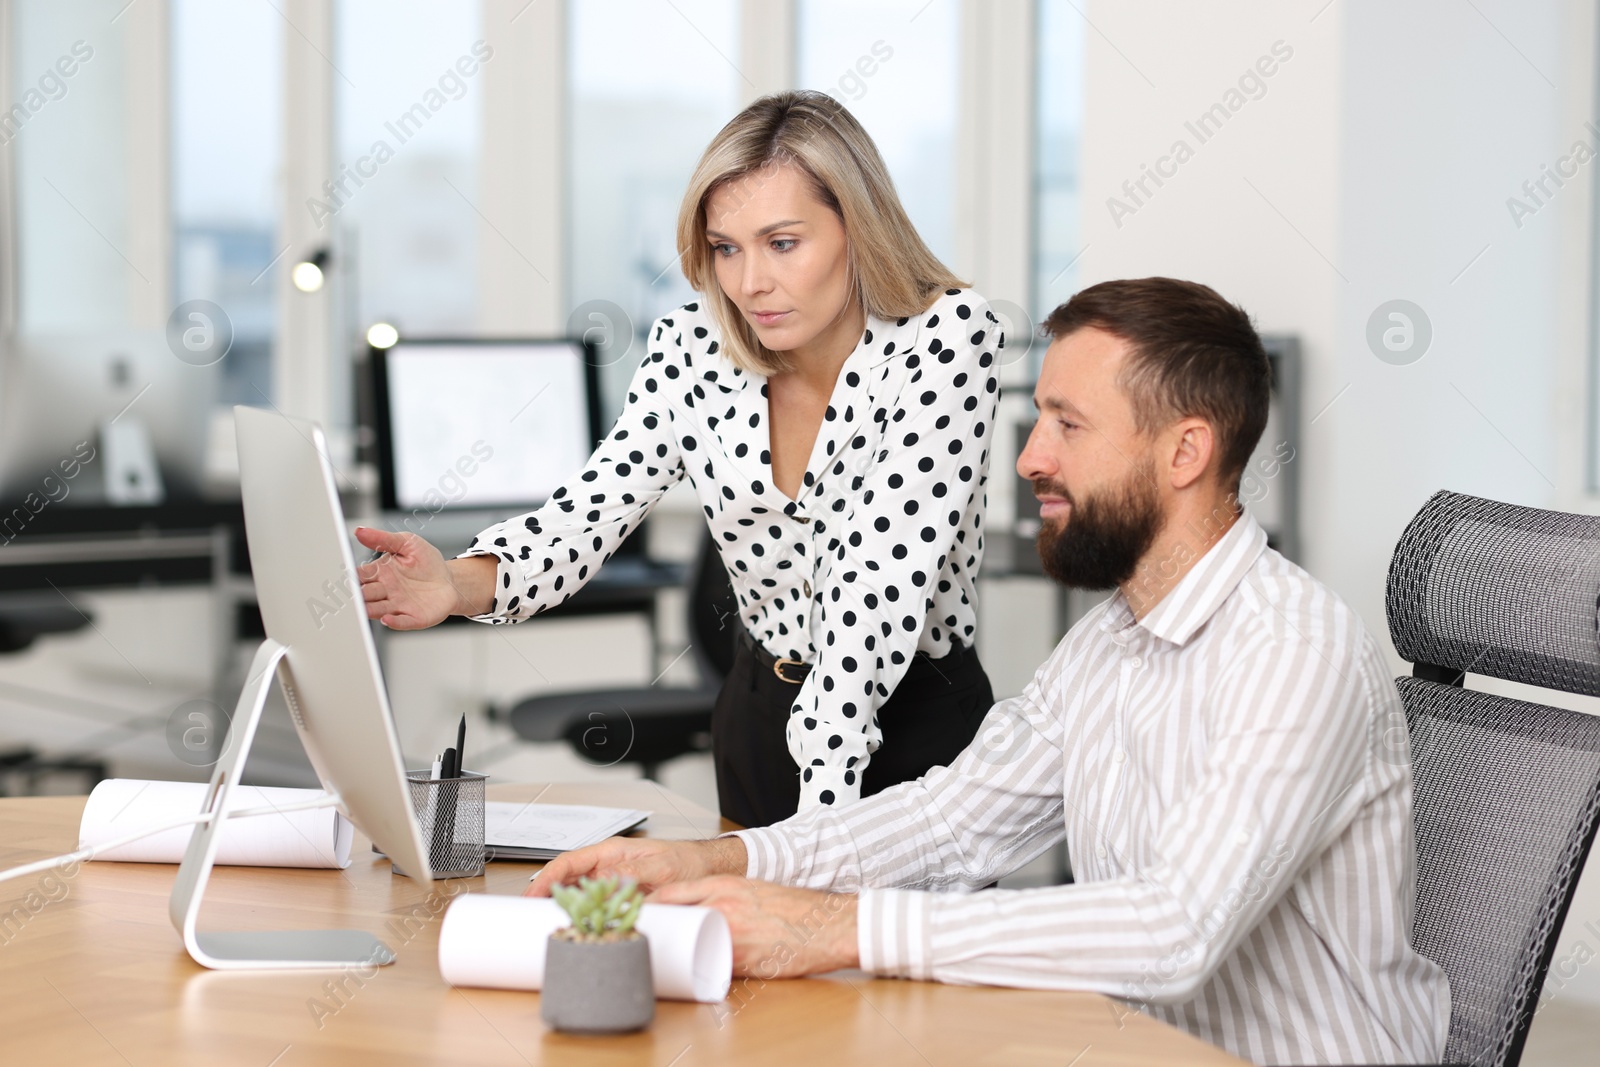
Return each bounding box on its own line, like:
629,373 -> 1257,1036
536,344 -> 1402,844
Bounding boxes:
1035,463 -> 1163,590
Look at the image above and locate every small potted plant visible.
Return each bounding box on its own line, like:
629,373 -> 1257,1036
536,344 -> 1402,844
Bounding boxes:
541,876 -> 654,1034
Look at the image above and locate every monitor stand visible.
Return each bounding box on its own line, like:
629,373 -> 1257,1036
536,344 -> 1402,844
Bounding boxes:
168,637 -> 398,970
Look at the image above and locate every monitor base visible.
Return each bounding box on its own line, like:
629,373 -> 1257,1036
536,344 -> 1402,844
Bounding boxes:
168,638 -> 396,971
191,930 -> 395,970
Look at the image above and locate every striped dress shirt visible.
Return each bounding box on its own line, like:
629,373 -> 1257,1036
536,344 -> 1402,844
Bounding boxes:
734,512 -> 1451,1065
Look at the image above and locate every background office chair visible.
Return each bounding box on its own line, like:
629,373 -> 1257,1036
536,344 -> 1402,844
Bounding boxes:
503,531 -> 738,781
0,592 -> 92,654
0,593 -> 107,795
1386,490 -> 1600,1067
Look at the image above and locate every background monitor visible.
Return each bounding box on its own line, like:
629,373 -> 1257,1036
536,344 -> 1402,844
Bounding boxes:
372,338 -> 602,515
0,331 -> 219,503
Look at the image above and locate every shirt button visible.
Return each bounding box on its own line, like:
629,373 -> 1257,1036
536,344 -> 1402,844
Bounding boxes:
1112,749 -> 1126,764
803,580 -> 812,598
1235,830 -> 1251,846
1095,843 -> 1108,859
1128,656 -> 1143,669
796,516 -> 811,524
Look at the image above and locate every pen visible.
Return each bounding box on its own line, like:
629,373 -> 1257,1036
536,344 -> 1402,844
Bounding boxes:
437,745 -> 459,873
424,752 -> 443,848
454,714 -> 467,778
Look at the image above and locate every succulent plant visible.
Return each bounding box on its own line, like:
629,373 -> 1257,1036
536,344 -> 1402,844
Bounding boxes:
550,875 -> 645,941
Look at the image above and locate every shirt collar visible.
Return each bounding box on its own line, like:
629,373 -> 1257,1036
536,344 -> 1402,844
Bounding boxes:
691,307 -> 920,392
1104,510 -> 1269,647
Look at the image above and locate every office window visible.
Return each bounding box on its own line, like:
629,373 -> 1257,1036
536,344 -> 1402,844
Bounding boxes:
334,0 -> 484,336
8,1 -> 138,333
797,0 -> 959,266
568,0 -> 741,420
171,0 -> 282,403
1033,0 -> 1085,356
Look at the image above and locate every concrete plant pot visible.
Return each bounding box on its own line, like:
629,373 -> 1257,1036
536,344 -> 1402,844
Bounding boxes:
540,932 -> 655,1034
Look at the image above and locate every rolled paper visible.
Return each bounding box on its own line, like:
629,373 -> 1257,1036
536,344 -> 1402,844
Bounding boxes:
79,778 -> 353,869
438,893 -> 732,1003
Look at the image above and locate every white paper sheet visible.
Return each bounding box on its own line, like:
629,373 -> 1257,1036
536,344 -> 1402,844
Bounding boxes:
484,802 -> 649,859
79,778 -> 353,869
438,893 -> 732,1003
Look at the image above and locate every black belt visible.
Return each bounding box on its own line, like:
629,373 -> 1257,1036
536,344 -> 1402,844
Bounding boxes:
737,626 -> 812,683
737,625 -> 974,685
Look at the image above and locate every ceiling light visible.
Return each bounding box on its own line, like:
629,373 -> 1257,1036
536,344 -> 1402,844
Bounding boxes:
291,248 -> 331,293
366,322 -> 399,349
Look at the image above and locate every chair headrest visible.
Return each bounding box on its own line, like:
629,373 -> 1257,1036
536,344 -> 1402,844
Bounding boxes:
1387,491 -> 1600,696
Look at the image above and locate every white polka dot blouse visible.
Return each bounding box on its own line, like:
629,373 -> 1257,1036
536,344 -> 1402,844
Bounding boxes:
460,287 -> 1003,809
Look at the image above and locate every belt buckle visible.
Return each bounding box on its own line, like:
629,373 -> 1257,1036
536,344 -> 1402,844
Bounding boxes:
772,657 -> 807,684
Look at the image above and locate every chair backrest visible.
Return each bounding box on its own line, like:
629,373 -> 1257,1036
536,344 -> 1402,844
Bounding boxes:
1387,490 -> 1600,1067
687,530 -> 739,685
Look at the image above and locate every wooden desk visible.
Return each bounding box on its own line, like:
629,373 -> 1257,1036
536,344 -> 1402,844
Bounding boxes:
0,782 -> 1245,1066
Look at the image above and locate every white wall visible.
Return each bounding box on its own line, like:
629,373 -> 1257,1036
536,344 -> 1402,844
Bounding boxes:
1081,0 -> 1600,1034
1080,0 -> 1594,656
1328,0 -> 1584,639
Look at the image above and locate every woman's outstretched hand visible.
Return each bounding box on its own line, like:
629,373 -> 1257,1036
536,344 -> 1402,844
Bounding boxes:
355,526 -> 493,630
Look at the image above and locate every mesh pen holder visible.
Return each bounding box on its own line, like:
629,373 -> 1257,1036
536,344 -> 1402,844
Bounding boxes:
398,769 -> 488,878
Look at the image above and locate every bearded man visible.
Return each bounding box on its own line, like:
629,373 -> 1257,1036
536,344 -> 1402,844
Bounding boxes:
527,277 -> 1451,1067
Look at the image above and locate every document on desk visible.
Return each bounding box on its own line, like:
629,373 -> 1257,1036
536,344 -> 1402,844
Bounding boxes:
484,801 -> 649,861
79,779 -> 353,869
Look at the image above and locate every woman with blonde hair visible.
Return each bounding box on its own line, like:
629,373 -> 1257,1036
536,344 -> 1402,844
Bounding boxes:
356,90 -> 1003,828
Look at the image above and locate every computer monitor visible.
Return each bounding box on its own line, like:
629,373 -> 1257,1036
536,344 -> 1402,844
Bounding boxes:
169,405 -> 432,971
371,338 -> 602,515
0,331 -> 218,503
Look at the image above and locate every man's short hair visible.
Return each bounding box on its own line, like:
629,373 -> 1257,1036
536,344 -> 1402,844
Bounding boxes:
1042,277 -> 1271,489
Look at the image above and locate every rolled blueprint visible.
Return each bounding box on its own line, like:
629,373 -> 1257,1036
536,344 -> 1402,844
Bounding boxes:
438,893 -> 732,1002
79,778 -> 353,869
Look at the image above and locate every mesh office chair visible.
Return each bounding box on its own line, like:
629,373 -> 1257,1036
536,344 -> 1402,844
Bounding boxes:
1386,490 -> 1600,1067
504,532 -> 739,780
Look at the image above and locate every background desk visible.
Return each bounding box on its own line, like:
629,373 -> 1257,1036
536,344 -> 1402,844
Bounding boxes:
0,498 -> 684,788
0,782 -> 1245,1066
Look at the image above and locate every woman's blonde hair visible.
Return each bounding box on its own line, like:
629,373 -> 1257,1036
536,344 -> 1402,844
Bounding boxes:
676,90 -> 967,375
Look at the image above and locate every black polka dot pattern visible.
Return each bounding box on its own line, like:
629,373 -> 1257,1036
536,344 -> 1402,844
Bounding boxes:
458,289 -> 1003,809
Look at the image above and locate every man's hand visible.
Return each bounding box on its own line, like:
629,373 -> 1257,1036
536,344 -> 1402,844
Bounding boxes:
524,836 -> 747,898
651,877 -> 859,979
